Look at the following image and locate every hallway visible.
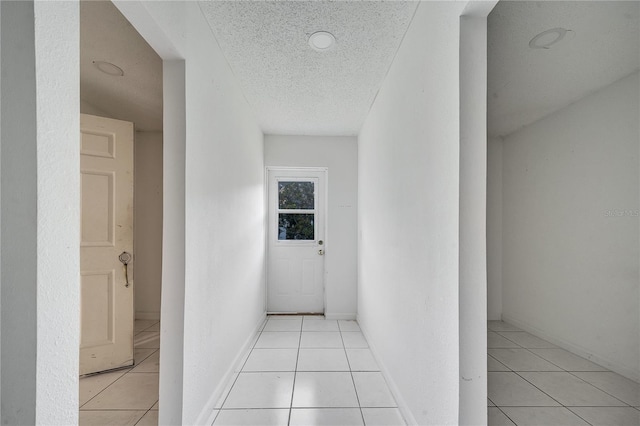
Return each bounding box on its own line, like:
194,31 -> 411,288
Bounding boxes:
212,315 -> 404,425
488,321 -> 640,426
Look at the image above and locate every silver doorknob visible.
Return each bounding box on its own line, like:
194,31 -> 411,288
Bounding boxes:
318,249 -> 324,255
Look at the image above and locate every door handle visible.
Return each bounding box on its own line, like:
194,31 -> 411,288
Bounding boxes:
318,249 -> 324,255
119,251 -> 132,287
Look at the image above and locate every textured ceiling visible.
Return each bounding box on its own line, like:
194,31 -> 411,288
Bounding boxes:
80,1 -> 163,132
198,1 -> 418,136
488,1 -> 640,138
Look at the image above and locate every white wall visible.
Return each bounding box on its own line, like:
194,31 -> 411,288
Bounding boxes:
134,131 -> 163,320
264,135 -> 358,319
459,12 -> 492,425
1,1 -> 80,424
115,3 -> 266,424
501,72 -> 640,381
487,136 -> 503,321
358,2 -> 466,424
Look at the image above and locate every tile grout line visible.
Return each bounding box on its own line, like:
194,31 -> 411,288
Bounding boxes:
339,322 -> 367,426
287,316 -> 304,426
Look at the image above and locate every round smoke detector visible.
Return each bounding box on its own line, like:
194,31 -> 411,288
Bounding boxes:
93,60 -> 124,76
309,31 -> 336,52
529,28 -> 574,49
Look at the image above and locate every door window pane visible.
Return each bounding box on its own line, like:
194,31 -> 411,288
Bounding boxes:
278,214 -> 314,240
279,181 -> 314,209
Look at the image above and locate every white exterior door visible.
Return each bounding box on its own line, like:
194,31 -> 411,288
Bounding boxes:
267,168 -> 326,313
80,114 -> 135,375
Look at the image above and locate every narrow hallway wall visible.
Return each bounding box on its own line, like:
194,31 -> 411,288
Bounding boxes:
358,2 -> 467,424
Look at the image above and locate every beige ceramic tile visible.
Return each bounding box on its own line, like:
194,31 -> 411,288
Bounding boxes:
79,369 -> 128,407
79,410 -> 145,426
82,373 -> 159,410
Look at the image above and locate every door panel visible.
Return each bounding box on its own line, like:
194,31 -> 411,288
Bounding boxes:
80,114 -> 134,375
267,168 -> 326,313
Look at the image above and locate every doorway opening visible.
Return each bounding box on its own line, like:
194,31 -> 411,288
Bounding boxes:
79,1 -> 163,424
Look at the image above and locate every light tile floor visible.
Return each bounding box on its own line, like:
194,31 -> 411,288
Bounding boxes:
79,319 -> 160,426
79,318 -> 638,425
212,315 -> 406,426
488,320 -> 640,426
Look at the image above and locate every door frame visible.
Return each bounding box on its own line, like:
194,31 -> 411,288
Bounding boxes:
265,166 -> 329,314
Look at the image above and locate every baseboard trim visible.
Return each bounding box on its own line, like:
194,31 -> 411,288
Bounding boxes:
324,312 -> 357,320
194,312 -> 268,425
135,311 -> 160,321
357,315 -> 418,426
502,314 -> 640,383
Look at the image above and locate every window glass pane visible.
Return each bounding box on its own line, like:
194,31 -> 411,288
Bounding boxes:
278,214 -> 314,240
279,181 -> 314,210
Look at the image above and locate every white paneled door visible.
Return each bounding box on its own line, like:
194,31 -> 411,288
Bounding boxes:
80,114 -> 134,375
267,168 -> 326,313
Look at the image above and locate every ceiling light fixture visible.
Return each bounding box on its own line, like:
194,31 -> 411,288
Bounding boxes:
93,60 -> 125,76
308,31 -> 336,52
529,28 -> 573,50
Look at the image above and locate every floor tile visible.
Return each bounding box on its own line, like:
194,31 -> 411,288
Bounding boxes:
131,350 -> 159,373
519,372 -> 627,406
500,407 -> 589,425
488,355 -> 511,372
300,332 -> 343,348
79,369 -> 128,406
255,332 -> 301,349
569,406 -> 640,426
135,348 -> 157,364
530,348 -> 608,371
572,371 -> 640,406
497,331 -> 556,348
135,409 -> 159,426
264,318 -> 303,332
488,407 -> 515,426
304,315 -> 325,321
289,408 -> 363,425
346,349 -> 380,371
243,349 -> 299,372
361,408 -> 406,426
78,410 -> 145,426
134,320 -> 158,333
488,332 -> 521,349
82,373 -> 159,410
297,349 -> 350,371
488,398 -> 495,406
151,401 -> 158,410
487,372 -> 560,406
134,332 -> 160,349
488,321 -> 521,332
338,320 -> 361,332
145,322 -> 160,332
488,349 -> 562,372
223,372 -> 295,409
269,315 -> 300,320
292,372 -> 359,408
302,319 -> 339,332
341,332 -> 369,349
213,409 -> 290,426
353,372 -> 397,408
